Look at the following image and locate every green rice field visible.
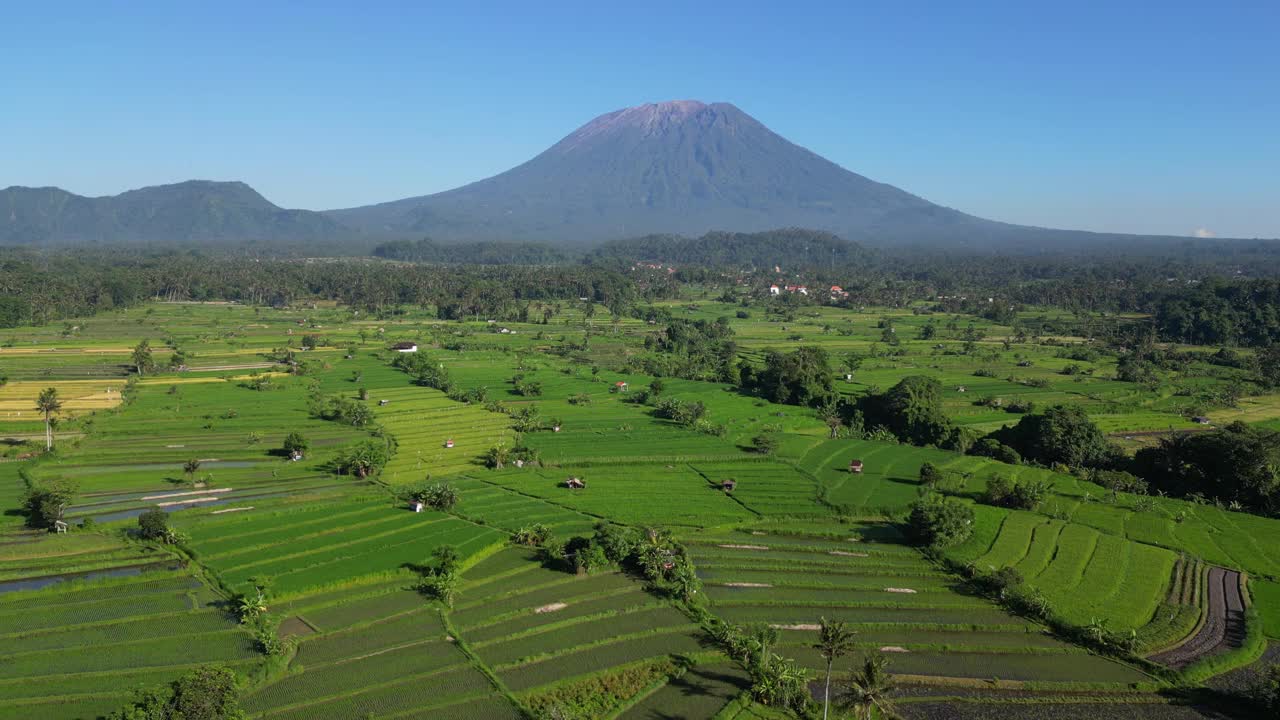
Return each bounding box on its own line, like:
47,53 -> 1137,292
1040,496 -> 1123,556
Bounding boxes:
0,300 -> 1275,718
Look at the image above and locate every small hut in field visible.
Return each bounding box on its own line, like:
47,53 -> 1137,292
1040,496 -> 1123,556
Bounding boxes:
848,459 -> 864,474
444,439 -> 455,449
564,476 -> 585,489
722,479 -> 737,493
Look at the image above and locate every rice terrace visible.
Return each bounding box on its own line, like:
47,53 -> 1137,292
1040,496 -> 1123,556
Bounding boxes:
5,5 -> 1280,717
2,273 -> 1279,719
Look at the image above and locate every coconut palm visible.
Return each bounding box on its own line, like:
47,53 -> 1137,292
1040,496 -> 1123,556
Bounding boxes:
35,387 -> 62,451
183,458 -> 202,486
814,617 -> 857,720
841,652 -> 895,720
484,443 -> 510,469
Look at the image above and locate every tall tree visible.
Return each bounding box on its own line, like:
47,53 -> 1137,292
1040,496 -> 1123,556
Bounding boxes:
183,458 -> 202,486
814,617 -> 857,720
132,339 -> 154,377
22,480 -> 76,530
866,375 -> 954,446
35,386 -> 62,451
841,652 -> 895,720
993,404 -> 1116,468
749,346 -> 836,408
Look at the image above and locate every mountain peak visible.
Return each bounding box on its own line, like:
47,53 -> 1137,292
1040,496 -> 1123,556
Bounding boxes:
557,100 -> 741,151
330,98 -> 959,244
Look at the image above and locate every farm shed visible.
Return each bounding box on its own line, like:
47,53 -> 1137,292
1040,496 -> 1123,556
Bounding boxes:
848,459 -> 864,474
391,341 -> 418,353
564,477 -> 586,489
722,479 -> 737,492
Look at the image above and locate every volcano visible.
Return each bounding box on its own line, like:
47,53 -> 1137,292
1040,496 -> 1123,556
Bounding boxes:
328,100 -> 1130,248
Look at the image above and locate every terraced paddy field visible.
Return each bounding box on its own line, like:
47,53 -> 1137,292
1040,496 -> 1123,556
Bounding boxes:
243,606 -> 520,720
451,547 -> 710,699
486,464 -> 761,527
0,379 -> 124,426
894,696 -> 1228,720
618,664 -> 752,720
26,371 -> 368,503
371,385 -> 515,483
683,522 -> 1156,688
0,301 -> 1277,718
181,495 -> 506,595
0,560 -> 256,720
948,506 -> 1176,630
447,475 -> 600,537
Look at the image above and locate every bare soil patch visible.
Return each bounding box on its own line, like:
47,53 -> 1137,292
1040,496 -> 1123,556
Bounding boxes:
1150,566 -> 1246,669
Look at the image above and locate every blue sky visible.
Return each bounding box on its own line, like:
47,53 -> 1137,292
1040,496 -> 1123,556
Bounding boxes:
4,1 -> 1278,238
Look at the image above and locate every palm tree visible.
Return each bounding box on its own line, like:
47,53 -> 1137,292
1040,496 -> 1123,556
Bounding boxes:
841,652 -> 895,720
484,443 -> 510,469
36,387 -> 62,451
814,617 -> 857,720
183,458 -> 202,486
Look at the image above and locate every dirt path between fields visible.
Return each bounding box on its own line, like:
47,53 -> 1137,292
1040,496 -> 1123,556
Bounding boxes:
1150,566 -> 1246,669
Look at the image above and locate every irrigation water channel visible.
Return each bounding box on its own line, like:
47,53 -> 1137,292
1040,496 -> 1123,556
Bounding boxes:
0,560 -> 182,594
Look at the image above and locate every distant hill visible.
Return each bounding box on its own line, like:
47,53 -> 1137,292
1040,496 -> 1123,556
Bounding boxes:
326,100 -> 1201,250
0,180 -> 344,245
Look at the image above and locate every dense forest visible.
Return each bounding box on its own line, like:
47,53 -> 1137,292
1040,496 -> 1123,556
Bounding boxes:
6,233 -> 1280,347
371,238 -> 571,265
587,229 -> 867,268
0,248 -> 651,327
